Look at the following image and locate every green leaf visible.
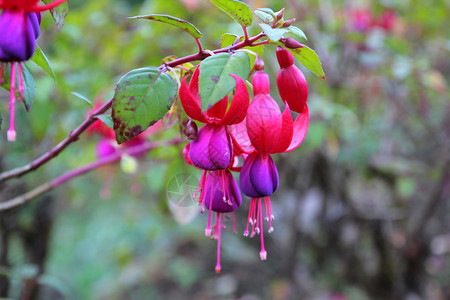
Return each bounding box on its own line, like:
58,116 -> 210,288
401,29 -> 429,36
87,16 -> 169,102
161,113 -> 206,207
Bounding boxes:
198,52 -> 250,111
257,8 -> 276,18
70,92 -> 93,107
112,67 -> 177,144
31,45 -> 56,80
129,14 -> 203,39
210,0 -> 253,27
220,33 -> 239,48
255,10 -> 274,24
275,42 -> 325,79
21,65 -> 35,112
42,0 -> 68,30
259,23 -> 287,41
95,115 -> 114,129
287,26 -> 307,41
221,33 -> 263,68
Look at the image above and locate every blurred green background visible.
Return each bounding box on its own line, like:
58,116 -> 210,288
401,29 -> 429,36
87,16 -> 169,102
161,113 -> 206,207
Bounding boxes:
1,0 -> 449,299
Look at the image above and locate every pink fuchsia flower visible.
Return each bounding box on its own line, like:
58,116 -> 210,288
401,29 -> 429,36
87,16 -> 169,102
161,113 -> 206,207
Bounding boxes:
276,47 -> 308,114
234,59 -> 309,260
96,138 -> 117,158
0,0 -> 67,141
179,65 -> 249,170
201,169 -> 242,273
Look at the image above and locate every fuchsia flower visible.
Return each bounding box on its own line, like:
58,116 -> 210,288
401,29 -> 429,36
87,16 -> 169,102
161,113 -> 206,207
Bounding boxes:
200,169 -> 242,273
0,0 -> 67,141
180,64 -> 249,272
180,66 -> 249,170
276,47 -> 308,114
233,58 -> 310,260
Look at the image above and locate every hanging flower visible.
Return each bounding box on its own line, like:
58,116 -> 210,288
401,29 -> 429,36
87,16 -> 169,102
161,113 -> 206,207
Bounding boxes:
0,0 -> 67,141
201,169 -> 241,273
233,58 -> 310,260
179,64 -> 248,209
276,47 -> 308,114
180,64 -> 249,272
179,65 -> 249,170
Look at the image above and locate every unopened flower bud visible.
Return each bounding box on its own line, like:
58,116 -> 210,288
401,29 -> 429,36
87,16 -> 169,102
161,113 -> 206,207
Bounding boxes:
276,47 -> 308,113
281,18 -> 295,28
254,57 -> 264,71
276,8 -> 285,21
281,37 -> 304,49
185,119 -> 198,140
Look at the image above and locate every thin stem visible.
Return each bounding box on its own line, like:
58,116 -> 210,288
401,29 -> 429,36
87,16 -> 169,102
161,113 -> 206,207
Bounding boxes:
0,99 -> 113,183
162,33 -> 265,69
242,26 -> 249,41
0,138 -> 183,211
0,32 -> 266,184
251,40 -> 269,47
195,38 -> 203,53
30,0 -> 67,12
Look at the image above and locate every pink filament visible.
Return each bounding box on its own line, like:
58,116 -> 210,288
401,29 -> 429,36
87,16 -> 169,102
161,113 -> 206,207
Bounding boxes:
205,176 -> 213,236
215,213 -> 222,273
7,63 -> 17,142
201,171 -> 211,212
259,198 -> 267,260
195,171 -> 206,205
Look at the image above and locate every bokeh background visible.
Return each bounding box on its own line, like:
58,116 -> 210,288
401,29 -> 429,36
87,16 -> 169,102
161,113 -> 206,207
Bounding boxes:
1,0 -> 449,299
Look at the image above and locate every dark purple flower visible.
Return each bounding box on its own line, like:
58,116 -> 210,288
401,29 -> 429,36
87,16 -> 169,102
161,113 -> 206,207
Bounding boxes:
239,153 -> 279,198
189,124 -> 233,171
0,0 -> 66,141
0,9 -> 40,62
203,169 -> 242,213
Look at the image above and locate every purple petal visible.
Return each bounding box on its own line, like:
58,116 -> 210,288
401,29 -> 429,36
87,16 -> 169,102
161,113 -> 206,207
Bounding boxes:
240,154 -> 261,198
240,153 -> 279,198
0,9 -> 38,61
189,124 -> 232,170
208,126 -> 232,169
204,170 -> 242,213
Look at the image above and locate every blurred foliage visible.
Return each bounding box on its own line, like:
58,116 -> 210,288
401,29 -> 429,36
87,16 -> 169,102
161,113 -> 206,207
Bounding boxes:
1,0 -> 449,299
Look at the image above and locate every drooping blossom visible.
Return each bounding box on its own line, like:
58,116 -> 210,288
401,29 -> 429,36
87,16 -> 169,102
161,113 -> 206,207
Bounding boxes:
276,47 -> 308,114
179,64 -> 249,272
0,0 -> 67,141
179,65 -> 249,170
201,169 -> 242,273
179,64 -> 248,198
232,58 -> 309,260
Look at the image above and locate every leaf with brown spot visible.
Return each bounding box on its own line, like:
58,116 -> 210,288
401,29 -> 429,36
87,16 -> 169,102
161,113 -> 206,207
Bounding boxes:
112,67 -> 177,144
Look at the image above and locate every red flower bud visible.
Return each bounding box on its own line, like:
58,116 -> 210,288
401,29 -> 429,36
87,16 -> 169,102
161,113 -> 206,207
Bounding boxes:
281,37 -> 304,49
276,8 -> 285,21
276,47 -> 308,113
254,57 -> 265,71
281,18 -> 295,28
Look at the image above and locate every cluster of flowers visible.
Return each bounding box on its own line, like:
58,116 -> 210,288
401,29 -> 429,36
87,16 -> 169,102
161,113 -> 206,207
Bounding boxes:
0,0 -> 66,141
181,48 -> 309,273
